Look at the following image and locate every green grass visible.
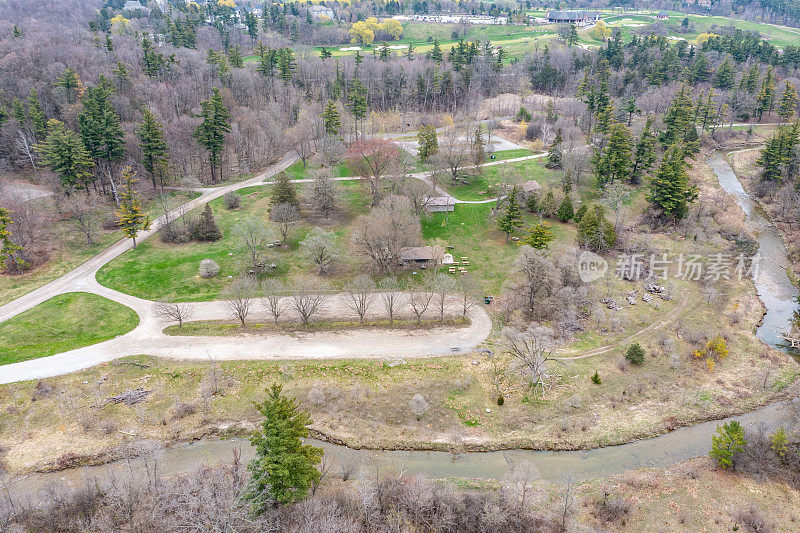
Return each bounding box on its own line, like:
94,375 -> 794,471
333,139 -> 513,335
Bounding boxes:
0,292 -> 139,365
421,202 -> 575,293
444,158 -> 556,201
97,182 -> 372,302
164,317 -> 470,336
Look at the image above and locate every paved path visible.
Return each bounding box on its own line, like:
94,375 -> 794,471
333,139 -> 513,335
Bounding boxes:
0,153 -> 493,384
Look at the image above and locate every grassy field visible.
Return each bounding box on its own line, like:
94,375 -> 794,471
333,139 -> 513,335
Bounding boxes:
164,317 -> 469,336
443,157 -> 556,201
0,192 -> 197,307
0,292 -> 139,365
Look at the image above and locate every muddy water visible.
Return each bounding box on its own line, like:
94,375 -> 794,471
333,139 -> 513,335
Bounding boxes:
8,153 -> 800,493
708,153 -> 799,349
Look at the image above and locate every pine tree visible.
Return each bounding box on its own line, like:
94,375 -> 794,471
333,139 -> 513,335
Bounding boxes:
755,66 -> 776,121
472,126 -> 486,166
712,59 -> 735,90
115,166 -> 149,247
709,421 -> 747,470
520,221 -> 555,249
594,122 -> 632,187
78,77 -> 125,194
429,39 -> 443,62
193,87 -> 231,183
577,205 -> 616,251
12,25 -> 21,38
567,23 -> 578,47
36,119 -> 94,192
404,42 -> 415,60
777,82 -> 798,124
137,107 -> 169,190
573,203 -> 588,223
227,45 -> 244,68
26,87 -> 47,140
349,77 -> 367,138
647,142 -> 699,222
756,123 -> 800,182
540,190 -> 557,218
497,186 -> 523,242
320,46 -> 332,60
192,204 -> 222,242
741,65 -> 759,94
53,67 -> 79,103
625,343 -> 645,365
271,172 -> 298,206
629,117 -> 657,185
277,48 -> 296,82
246,384 -> 323,509
321,100 -> 341,138
545,128 -> 563,169
417,124 -> 438,162
690,51 -> 711,85
0,207 -> 27,272
557,195 -> 575,222
660,87 -> 699,157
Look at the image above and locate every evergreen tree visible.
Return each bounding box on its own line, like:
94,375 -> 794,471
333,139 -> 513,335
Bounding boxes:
141,34 -> 167,77
246,384 -> 323,510
660,87 -> 699,157
349,77 -> 367,138
540,190 -> 557,218
629,117 -> 657,185
624,98 -> 637,126
78,77 -> 125,194
625,343 -> 645,365
192,204 -> 222,242
756,123 -> 800,182
573,203 -> 588,223
647,143 -> 699,222
472,126 -> 486,166
567,23 -> 578,47
193,88 -> 231,183
741,65 -> 759,94
777,82 -> 799,124
577,205 -> 616,251
712,59 -> 735,90
36,119 -> 94,192
417,125 -> 438,162
545,128 -> 563,169
277,48 -> 296,82
594,121 -> 632,187
710,421 -> 747,470
755,66 -> 776,121
137,107 -> 169,190
690,51 -> 711,85
0,207 -> 27,271
115,166 -> 149,248
557,195 -> 574,222
520,221 -> 555,249
404,42 -> 415,60
321,100 -> 341,138
429,39 -> 443,62
26,87 -> 47,140
227,45 -> 244,68
319,46 -> 332,60
497,186 -> 523,242
53,67 -> 80,103
271,172 -> 298,206
12,25 -> 21,38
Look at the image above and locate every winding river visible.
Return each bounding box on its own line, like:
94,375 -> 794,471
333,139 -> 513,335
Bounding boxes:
8,154 -> 799,493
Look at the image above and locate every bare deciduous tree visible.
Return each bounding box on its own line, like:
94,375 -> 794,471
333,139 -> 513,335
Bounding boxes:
153,300 -> 193,327
351,195 -> 422,273
233,217 -> 274,272
434,126 -> 471,185
345,139 -> 401,206
292,279 -> 327,325
503,325 -> 563,396
271,202 -> 300,244
262,278 -> 286,324
407,283 -> 434,324
432,274 -> 456,322
344,275 -> 375,323
378,276 -> 402,323
224,277 -> 257,327
310,168 -> 338,220
60,191 -> 102,245
457,274 -> 478,317
300,227 -> 339,274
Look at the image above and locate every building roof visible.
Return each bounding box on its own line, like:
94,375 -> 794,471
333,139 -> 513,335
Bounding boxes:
426,196 -> 457,206
399,246 -> 446,261
522,180 -> 542,192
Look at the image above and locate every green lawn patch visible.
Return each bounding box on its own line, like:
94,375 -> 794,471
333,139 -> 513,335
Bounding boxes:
0,292 -> 139,365
444,158 -> 557,201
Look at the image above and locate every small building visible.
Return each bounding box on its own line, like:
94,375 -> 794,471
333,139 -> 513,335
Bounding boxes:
656,11 -> 669,21
399,246 -> 453,266
424,196 -> 456,213
546,10 -> 600,27
310,5 -> 335,20
522,180 -> 542,197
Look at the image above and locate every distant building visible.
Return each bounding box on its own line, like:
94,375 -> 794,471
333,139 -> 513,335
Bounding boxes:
310,5 -> 335,20
424,196 -> 456,213
399,246 -> 453,266
546,10 -> 600,26
656,11 -> 669,21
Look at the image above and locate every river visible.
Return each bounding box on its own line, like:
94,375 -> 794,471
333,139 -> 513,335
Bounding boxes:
7,154 -> 799,493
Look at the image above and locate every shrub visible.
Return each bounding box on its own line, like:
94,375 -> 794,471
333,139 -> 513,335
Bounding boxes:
307,387 -> 325,406
625,343 -> 646,365
515,106 -> 532,122
409,393 -> 429,420
160,219 -> 192,243
735,504 -> 775,533
593,495 -> 632,525
497,394 -> 504,406
557,195 -> 574,222
591,371 -> 602,384
223,191 -> 241,209
172,401 -> 197,420
199,258 -> 221,278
